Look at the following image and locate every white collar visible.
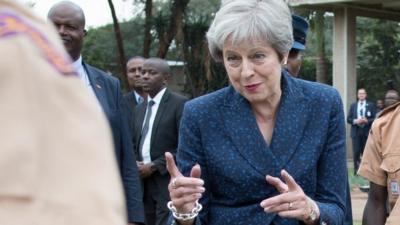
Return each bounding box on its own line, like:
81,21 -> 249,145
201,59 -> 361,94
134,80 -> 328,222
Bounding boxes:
134,91 -> 143,103
72,55 -> 83,71
148,87 -> 167,105
72,56 -> 84,78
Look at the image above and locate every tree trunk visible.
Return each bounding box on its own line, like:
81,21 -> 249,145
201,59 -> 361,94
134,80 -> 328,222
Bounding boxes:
143,0 -> 153,57
157,0 -> 190,58
107,0 -> 128,87
315,11 -> 328,84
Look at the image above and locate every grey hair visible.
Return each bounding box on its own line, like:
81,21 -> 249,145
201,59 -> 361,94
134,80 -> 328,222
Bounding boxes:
207,0 -> 293,62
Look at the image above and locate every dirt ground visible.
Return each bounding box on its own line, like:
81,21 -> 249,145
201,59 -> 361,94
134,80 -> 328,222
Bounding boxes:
350,184 -> 368,223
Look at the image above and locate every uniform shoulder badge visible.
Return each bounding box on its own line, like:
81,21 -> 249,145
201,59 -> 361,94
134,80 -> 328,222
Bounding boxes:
0,11 -> 76,76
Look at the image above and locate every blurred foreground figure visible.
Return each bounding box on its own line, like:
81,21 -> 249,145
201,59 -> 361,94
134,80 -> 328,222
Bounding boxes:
0,1 -> 125,224
47,2 -> 145,224
358,102 -> 400,225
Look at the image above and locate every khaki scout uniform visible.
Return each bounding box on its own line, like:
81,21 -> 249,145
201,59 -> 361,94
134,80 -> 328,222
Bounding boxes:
0,1 -> 125,225
358,102 -> 400,225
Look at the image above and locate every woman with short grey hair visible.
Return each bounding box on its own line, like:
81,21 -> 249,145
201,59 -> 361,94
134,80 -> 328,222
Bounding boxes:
207,0 -> 293,62
165,0 -> 347,225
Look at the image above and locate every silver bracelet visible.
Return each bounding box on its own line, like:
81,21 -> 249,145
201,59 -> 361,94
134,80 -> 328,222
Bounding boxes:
167,200 -> 203,221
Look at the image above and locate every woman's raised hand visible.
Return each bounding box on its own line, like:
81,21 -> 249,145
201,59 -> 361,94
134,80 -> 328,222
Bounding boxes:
260,170 -> 320,224
165,152 -> 205,214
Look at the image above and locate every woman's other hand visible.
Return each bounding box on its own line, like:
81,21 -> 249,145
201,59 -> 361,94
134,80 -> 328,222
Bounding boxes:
165,152 -> 205,214
260,170 -> 320,224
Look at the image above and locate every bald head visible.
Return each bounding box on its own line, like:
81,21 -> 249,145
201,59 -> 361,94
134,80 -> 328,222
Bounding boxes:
48,1 -> 85,27
143,58 -> 171,76
141,58 -> 171,97
48,1 -> 86,61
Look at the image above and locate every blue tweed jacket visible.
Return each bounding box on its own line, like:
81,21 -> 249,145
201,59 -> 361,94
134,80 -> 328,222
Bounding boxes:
174,71 -> 347,225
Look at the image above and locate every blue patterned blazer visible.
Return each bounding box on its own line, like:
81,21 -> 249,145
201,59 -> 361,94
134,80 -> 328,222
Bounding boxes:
175,72 -> 347,225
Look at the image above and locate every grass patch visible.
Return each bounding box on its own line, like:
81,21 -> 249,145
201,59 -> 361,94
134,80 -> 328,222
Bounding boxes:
348,166 -> 369,190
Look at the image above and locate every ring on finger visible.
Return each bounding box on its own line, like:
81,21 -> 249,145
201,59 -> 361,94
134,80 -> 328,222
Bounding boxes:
288,202 -> 293,210
171,178 -> 178,189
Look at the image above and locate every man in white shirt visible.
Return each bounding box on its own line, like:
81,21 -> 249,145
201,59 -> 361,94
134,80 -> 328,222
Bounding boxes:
347,88 -> 376,175
133,58 -> 188,225
47,1 -> 144,224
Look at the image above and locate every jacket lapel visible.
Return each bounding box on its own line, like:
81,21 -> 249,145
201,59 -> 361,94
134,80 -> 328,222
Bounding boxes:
221,86 -> 278,176
150,89 -> 170,147
354,103 -> 358,118
269,73 -> 310,170
220,72 -> 310,175
83,62 -> 108,110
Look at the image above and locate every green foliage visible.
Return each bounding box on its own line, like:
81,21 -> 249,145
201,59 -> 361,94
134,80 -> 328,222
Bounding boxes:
299,57 -> 332,84
82,24 -> 116,73
82,17 -> 155,80
82,0 -> 224,95
292,11 -> 400,102
179,0 -> 227,97
185,0 -> 220,22
357,17 -> 400,101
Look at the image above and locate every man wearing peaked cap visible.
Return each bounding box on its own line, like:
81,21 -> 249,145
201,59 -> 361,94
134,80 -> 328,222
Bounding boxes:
286,14 -> 309,77
287,14 -> 354,225
292,14 -> 308,51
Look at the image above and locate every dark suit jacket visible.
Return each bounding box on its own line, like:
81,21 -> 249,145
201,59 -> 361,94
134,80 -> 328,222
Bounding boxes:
346,101 -> 376,138
123,91 -> 140,131
134,89 -> 187,177
171,72 -> 347,225
84,62 -> 145,223
124,90 -> 140,109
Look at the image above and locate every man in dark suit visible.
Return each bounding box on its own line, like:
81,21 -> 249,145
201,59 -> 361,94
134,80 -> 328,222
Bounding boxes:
347,88 -> 376,175
124,56 -> 147,129
48,2 -> 144,224
286,14 -> 309,77
124,56 -> 147,109
133,57 -> 187,225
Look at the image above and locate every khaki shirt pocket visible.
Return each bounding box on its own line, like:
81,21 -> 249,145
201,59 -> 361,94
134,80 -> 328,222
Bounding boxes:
381,154 -> 400,210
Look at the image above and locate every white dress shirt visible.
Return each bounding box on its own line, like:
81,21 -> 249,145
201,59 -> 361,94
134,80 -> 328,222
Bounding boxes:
134,91 -> 144,104
72,56 -> 96,98
357,100 -> 366,119
141,87 -> 167,164
71,56 -> 102,114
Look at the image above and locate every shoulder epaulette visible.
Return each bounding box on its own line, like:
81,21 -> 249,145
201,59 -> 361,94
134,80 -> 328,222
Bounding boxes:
0,11 -> 76,76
